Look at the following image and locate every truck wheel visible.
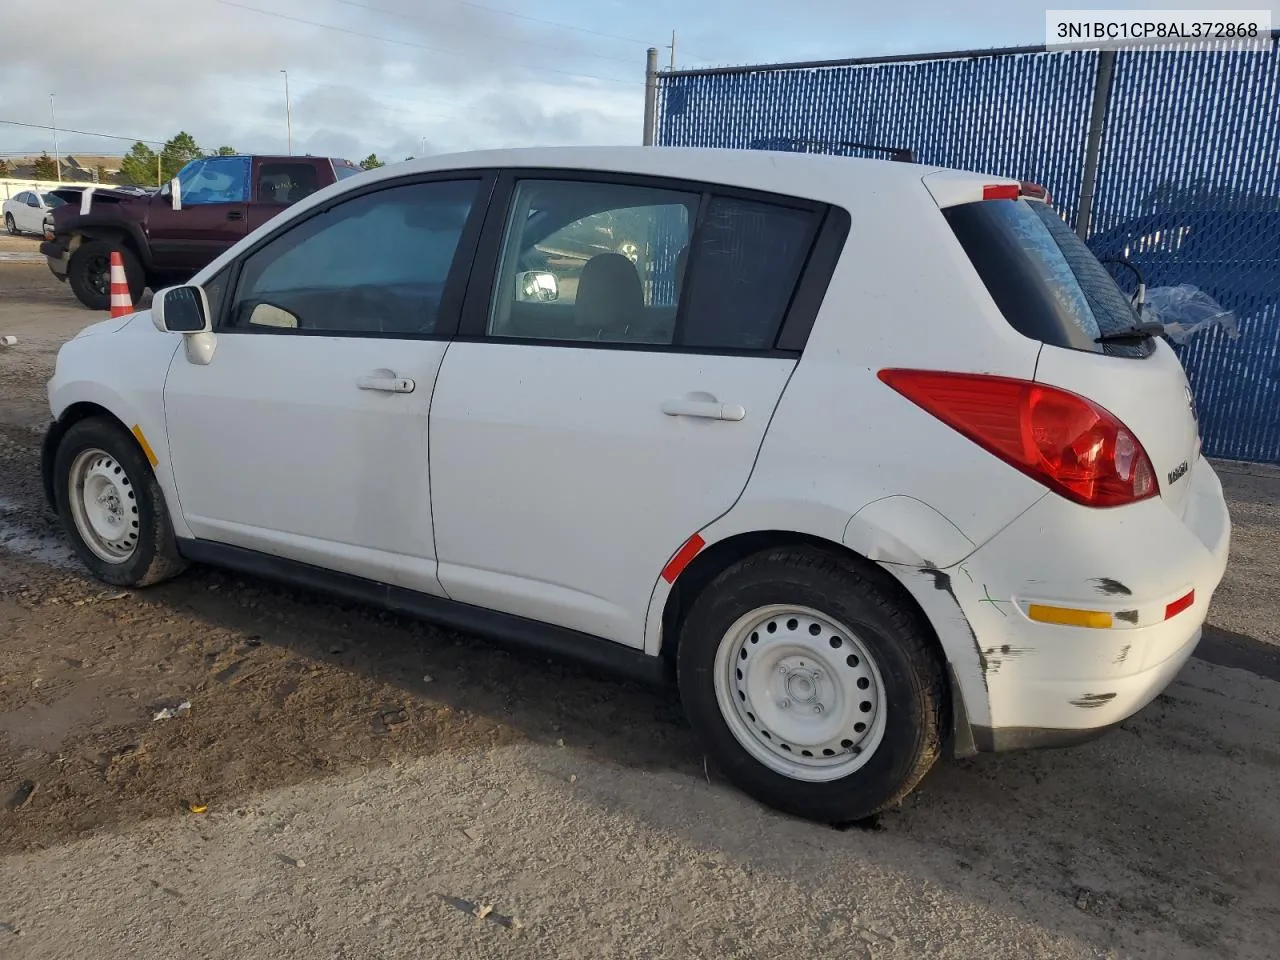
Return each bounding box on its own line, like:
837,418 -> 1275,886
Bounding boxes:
54,417 -> 187,588
68,239 -> 145,311
676,547 -> 947,824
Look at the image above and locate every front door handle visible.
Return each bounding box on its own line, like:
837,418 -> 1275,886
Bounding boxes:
357,375 -> 415,393
661,397 -> 745,421
227,210 -> 244,221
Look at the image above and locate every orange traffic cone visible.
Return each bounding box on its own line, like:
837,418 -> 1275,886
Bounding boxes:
109,251 -> 133,318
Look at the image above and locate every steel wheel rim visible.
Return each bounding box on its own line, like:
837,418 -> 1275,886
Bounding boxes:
67,448 -> 140,564
713,604 -> 888,782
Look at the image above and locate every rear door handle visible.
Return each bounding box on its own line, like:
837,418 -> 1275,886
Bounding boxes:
661,397 -> 745,421
226,210 -> 244,221
357,375 -> 415,393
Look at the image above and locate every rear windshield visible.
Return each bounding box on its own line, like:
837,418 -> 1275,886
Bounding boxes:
944,198 -> 1149,358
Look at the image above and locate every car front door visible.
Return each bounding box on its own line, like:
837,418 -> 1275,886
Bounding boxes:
147,156 -> 252,274
162,172 -> 492,593
21,192 -> 43,233
428,171 -> 831,646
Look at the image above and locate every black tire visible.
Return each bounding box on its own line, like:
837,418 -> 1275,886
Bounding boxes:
677,546 -> 946,824
54,417 -> 187,588
68,238 -> 145,311
4,213 -> 16,235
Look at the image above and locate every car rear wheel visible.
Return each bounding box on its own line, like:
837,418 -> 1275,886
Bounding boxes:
55,417 -> 187,587
68,239 -> 144,311
4,213 -> 16,235
677,547 -> 946,823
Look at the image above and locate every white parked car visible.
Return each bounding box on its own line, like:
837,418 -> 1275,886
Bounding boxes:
4,189 -> 65,236
41,146 -> 1231,822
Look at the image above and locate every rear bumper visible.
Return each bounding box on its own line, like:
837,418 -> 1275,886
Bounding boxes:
905,456 -> 1231,749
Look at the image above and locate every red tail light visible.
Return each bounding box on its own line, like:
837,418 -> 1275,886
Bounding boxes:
878,370 -> 1158,508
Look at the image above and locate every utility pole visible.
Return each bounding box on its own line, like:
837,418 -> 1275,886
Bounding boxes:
667,30 -> 676,71
49,94 -> 61,182
280,69 -> 293,155
1076,49 -> 1116,240
421,136 -> 427,157
642,47 -> 658,146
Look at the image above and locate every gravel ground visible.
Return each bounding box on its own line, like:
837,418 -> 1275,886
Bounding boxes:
2,257 -> 1279,959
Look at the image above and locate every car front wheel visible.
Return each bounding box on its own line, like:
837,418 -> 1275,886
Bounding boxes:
54,417 -> 187,587
677,547 -> 946,823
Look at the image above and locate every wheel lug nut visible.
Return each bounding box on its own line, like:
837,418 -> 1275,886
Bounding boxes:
813,704 -> 824,715
778,699 -> 791,710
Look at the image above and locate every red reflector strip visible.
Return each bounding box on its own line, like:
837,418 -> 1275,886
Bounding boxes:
661,533 -> 706,584
982,184 -> 1021,201
1165,589 -> 1195,620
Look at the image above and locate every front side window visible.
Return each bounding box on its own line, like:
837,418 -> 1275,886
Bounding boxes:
26,193 -> 40,207
488,179 -> 696,344
226,178 -> 479,336
256,162 -> 321,204
332,160 -> 363,181
176,157 -> 251,206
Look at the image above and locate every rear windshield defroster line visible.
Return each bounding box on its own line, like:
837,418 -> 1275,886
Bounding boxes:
944,198 -> 1151,359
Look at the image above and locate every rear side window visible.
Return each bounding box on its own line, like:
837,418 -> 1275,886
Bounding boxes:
945,199 -> 1148,358
678,197 -> 819,350
256,162 -> 321,203
484,178 -> 823,352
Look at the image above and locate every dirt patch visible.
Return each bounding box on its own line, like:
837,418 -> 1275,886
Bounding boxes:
3,264 -> 1280,958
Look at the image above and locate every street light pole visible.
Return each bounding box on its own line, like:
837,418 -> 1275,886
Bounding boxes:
49,94 -> 61,181
280,69 -> 293,155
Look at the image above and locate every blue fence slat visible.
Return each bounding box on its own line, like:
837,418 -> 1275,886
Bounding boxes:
657,42 -> 1280,464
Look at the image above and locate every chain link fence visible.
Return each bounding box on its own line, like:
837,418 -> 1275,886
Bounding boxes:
656,36 -> 1280,464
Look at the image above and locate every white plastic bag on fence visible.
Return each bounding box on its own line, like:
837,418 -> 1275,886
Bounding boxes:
1142,284 -> 1240,344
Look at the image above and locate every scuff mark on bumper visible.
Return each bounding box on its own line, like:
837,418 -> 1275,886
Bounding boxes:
1069,692 -> 1118,709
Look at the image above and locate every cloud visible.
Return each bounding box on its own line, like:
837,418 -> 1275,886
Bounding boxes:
3,0 -> 1275,161
0,0 -> 647,160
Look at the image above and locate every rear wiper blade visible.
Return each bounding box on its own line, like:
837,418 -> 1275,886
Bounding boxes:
1096,322 -> 1164,343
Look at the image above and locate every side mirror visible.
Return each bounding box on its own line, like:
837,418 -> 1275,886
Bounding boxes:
516,270 -> 558,303
152,285 -> 210,334
169,177 -> 182,210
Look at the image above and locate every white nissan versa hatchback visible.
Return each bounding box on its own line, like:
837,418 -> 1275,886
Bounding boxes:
42,146 -> 1230,823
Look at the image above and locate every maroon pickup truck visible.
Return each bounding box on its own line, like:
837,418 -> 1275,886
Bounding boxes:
42,154 -> 362,309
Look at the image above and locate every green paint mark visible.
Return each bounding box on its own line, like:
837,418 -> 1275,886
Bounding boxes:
977,585 -> 1010,617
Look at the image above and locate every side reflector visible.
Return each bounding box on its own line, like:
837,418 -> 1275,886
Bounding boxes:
982,184 -> 1021,201
131,424 -> 159,468
660,533 -> 705,584
1027,604 -> 1114,629
1165,590 -> 1195,620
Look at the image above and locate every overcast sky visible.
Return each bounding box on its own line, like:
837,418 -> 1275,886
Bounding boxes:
2,0 -> 1275,163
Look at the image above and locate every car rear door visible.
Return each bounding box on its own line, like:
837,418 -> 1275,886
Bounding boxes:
245,158 -> 328,234
162,171 -> 493,593
428,170 -> 835,647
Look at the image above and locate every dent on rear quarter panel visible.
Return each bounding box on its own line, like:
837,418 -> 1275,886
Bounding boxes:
883,564 -> 992,729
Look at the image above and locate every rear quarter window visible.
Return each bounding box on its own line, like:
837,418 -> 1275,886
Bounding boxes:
944,198 -> 1150,358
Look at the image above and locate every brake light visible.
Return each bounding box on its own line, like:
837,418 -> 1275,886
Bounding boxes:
982,184 -> 1021,201
878,370 -> 1158,508
1018,180 -> 1052,203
